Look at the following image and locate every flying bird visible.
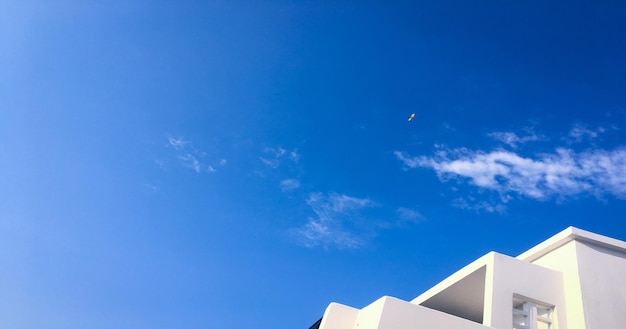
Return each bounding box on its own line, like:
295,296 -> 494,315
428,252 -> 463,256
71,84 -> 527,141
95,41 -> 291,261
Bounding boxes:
407,113 -> 415,122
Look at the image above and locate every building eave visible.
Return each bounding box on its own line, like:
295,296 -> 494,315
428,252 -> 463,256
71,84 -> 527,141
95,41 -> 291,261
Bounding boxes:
517,226 -> 626,263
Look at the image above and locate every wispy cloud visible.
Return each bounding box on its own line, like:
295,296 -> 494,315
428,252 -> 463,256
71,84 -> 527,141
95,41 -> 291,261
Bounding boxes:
168,137 -> 189,150
179,153 -> 201,173
266,146 -> 286,158
451,197 -> 507,214
291,193 -> 375,249
258,146 -> 303,191
280,179 -> 301,191
166,136 -> 225,174
396,207 -> 426,222
143,183 -> 158,191
489,129 -> 544,148
395,147 -> 626,201
567,124 -> 605,142
260,157 -> 280,168
289,150 -> 300,162
207,159 -> 227,173
260,146 -> 299,168
441,122 -> 456,132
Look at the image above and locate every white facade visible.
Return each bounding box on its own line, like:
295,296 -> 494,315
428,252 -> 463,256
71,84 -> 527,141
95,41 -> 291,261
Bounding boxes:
316,227 -> 626,329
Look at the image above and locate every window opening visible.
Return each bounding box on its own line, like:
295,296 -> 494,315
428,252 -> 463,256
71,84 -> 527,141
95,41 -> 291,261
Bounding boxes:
513,296 -> 553,329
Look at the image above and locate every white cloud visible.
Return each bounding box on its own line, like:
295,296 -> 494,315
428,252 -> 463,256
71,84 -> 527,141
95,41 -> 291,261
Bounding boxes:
451,197 -> 507,214
489,130 -> 543,148
292,193 -> 375,249
568,124 -> 605,142
260,146 -> 299,168
295,219 -> 363,250
395,147 -> 626,200
166,136 -> 226,174
143,183 -> 158,191
259,157 -> 280,168
168,137 -> 188,150
321,193 -> 374,212
441,122 -> 456,132
265,146 -> 286,158
206,159 -> 226,173
280,179 -> 300,191
179,153 -> 201,173
290,150 -> 300,162
396,207 -> 426,222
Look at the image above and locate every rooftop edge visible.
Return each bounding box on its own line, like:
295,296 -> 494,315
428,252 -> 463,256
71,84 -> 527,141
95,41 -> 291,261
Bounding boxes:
517,226 -> 626,263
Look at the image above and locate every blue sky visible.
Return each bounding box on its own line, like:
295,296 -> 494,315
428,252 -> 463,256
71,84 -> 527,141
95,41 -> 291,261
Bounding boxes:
2,1 -> 626,328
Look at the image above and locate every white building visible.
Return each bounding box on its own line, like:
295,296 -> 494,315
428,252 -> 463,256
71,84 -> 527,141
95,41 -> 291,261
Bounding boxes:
312,226 -> 626,329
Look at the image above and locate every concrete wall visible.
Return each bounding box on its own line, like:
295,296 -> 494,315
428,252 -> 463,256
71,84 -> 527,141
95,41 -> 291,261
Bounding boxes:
354,297 -> 387,329
375,296 -> 491,329
575,241 -> 626,329
484,253 -> 566,329
320,296 -> 493,329
319,303 -> 359,329
530,240 -> 587,329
